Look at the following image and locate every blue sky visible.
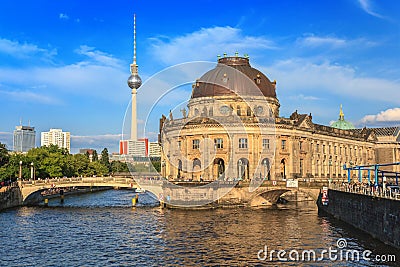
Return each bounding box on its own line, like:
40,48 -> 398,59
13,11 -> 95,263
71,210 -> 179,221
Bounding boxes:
0,0 -> 399,153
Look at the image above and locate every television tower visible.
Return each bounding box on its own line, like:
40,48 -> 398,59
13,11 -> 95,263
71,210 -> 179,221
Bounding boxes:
127,14 -> 142,141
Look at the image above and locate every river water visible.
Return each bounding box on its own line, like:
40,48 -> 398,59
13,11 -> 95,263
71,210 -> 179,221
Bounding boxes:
1,190 -> 399,266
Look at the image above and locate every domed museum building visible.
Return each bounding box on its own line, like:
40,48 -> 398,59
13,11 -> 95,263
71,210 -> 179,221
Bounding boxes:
159,54 -> 400,182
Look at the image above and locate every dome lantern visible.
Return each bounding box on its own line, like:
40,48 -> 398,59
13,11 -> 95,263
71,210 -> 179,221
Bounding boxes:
331,105 -> 355,130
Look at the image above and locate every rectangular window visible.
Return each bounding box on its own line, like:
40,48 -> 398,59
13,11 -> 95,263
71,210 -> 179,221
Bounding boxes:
239,138 -> 248,149
192,139 -> 200,149
262,139 -> 270,149
178,141 -> 181,149
214,138 -> 223,149
299,141 -> 303,151
281,140 -> 286,150
316,144 -> 320,152
323,145 -> 326,154
334,146 -> 337,154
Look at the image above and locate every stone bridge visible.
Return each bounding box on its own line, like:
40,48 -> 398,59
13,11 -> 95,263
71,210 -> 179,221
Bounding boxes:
20,177 -> 139,204
19,177 -> 323,207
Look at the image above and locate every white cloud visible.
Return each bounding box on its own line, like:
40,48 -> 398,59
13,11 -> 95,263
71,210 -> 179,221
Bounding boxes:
358,0 -> 384,18
0,38 -> 57,59
297,34 -> 377,49
289,94 -> 321,101
298,35 -> 347,48
59,13 -> 69,20
264,58 -> 400,104
150,26 -> 277,65
0,89 -> 60,104
0,57 -> 128,103
75,45 -> 122,68
360,108 -> 400,124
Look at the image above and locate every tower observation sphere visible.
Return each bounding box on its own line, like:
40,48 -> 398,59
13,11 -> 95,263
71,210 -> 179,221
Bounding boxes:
128,73 -> 142,89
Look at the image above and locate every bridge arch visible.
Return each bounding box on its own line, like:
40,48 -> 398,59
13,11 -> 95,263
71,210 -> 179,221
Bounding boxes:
248,187 -> 320,206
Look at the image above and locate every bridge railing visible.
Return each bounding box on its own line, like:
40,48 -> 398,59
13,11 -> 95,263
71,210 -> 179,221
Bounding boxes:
329,183 -> 400,201
20,177 -> 137,187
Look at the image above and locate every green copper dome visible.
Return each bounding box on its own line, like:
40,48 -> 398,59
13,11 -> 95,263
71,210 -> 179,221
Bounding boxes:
330,105 -> 355,130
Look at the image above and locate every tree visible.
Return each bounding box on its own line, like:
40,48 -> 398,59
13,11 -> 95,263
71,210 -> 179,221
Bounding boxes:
73,154 -> 90,177
111,160 -> 129,173
0,142 -> 9,167
92,150 -> 98,161
100,148 -> 111,172
88,161 -> 108,176
151,160 -> 161,172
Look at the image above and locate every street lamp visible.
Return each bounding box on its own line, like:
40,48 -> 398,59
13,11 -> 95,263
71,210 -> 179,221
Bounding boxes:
19,160 -> 22,180
30,162 -> 34,181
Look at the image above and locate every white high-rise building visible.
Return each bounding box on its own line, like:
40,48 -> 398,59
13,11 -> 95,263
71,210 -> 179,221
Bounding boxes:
41,128 -> 71,152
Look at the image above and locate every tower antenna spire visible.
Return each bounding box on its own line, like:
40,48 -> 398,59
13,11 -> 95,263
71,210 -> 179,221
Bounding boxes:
133,13 -> 137,66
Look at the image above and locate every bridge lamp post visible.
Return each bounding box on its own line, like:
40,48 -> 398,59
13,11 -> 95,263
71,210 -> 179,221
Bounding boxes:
19,160 -> 22,181
30,162 -> 34,181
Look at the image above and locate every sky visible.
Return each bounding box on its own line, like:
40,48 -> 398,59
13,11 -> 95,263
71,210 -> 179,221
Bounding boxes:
0,0 -> 399,154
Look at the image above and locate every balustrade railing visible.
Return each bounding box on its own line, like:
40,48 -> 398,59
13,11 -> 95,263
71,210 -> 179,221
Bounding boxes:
20,176 -> 137,187
329,183 -> 400,200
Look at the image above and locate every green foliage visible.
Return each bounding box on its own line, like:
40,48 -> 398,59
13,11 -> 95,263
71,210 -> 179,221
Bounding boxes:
92,150 -> 98,161
0,142 -> 9,167
0,145 -> 117,182
151,160 -> 161,172
131,163 -> 150,172
100,148 -> 111,172
111,160 -> 129,173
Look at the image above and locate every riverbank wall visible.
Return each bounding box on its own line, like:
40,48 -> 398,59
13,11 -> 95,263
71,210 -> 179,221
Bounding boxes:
0,187 -> 22,210
318,189 -> 400,249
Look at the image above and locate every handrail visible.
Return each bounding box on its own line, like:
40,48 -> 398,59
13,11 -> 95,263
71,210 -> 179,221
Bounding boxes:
20,176 -> 138,187
329,183 -> 400,201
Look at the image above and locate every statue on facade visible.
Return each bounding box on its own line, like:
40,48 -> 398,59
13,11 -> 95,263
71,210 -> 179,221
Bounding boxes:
180,108 -> 187,118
